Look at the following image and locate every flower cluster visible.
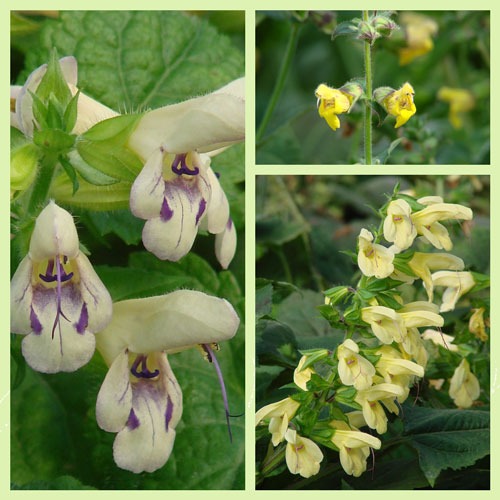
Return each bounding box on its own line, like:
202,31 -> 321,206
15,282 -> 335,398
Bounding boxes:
11,55 -> 244,474
256,190 -> 488,480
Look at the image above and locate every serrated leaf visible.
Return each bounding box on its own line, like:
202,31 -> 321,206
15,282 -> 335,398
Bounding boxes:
403,405 -> 490,486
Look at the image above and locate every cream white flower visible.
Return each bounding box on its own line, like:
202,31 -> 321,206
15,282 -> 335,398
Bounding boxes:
128,78 -> 244,267
11,56 -> 118,137
95,290 -> 240,473
10,201 -> 112,373
284,429 -> 323,478
357,228 -> 394,279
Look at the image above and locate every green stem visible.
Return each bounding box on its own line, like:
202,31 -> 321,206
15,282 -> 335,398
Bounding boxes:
26,152 -> 58,218
363,11 -> 373,165
256,22 -> 301,143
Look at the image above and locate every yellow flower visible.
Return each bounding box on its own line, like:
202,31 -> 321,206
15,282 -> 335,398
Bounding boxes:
315,83 -> 352,131
469,307 -> 488,341
357,228 -> 394,279
398,12 -> 438,66
293,355 -> 315,391
255,397 -> 300,446
383,199 -> 417,251
384,83 -> 417,128
284,429 -> 323,478
337,339 -> 375,391
330,420 -> 381,477
437,87 -> 475,129
449,358 -> 480,408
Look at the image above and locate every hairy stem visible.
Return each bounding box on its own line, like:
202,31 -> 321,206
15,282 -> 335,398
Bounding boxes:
363,11 -> 373,165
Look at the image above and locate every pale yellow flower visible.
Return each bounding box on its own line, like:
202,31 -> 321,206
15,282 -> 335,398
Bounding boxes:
354,383 -> 405,434
409,252 -> 465,301
255,397 -> 301,446
431,271 -> 475,312
337,339 -> 375,391
330,420 -> 381,477
361,305 -> 405,344
469,307 -> 488,341
437,87 -> 475,129
411,198 -> 473,251
399,12 -> 438,66
293,355 -> 315,391
284,429 -> 324,478
449,358 -> 480,408
383,199 -> 417,251
357,228 -> 394,279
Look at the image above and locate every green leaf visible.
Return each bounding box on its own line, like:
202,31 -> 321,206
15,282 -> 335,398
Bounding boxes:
30,11 -> 244,111
66,150 -> 120,187
59,155 -> 80,194
403,405 -> 490,486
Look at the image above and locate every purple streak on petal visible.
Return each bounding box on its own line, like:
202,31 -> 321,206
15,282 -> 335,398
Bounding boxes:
195,198 -> 207,225
74,303 -> 88,334
126,408 -> 140,430
30,306 -> 43,334
226,218 -> 233,230
160,197 -> 174,222
171,153 -> 199,176
165,395 -> 174,431
202,344 -> 232,443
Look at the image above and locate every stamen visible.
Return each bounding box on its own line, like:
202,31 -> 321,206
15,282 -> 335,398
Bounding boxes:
39,257 -> 74,283
202,343 -> 233,443
171,153 -> 199,176
130,354 -> 160,379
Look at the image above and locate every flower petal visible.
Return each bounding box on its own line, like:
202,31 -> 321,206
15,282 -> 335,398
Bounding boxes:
96,349 -> 133,432
128,78 -> 245,160
75,253 -> 113,332
29,201 -> 80,261
113,354 -> 182,473
215,219 -> 237,269
10,256 -> 34,335
140,172 -> 211,261
96,291 -> 240,364
129,149 -> 166,220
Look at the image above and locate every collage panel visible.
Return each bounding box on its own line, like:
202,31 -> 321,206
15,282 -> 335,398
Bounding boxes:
255,175 -> 490,489
10,10 -> 245,490
255,11 -> 490,165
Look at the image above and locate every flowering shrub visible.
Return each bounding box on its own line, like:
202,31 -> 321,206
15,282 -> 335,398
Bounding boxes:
255,176 -> 490,489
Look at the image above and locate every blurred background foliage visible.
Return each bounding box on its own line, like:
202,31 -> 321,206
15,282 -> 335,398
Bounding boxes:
256,175 -> 490,489
11,10 -> 245,490
256,11 -> 490,164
